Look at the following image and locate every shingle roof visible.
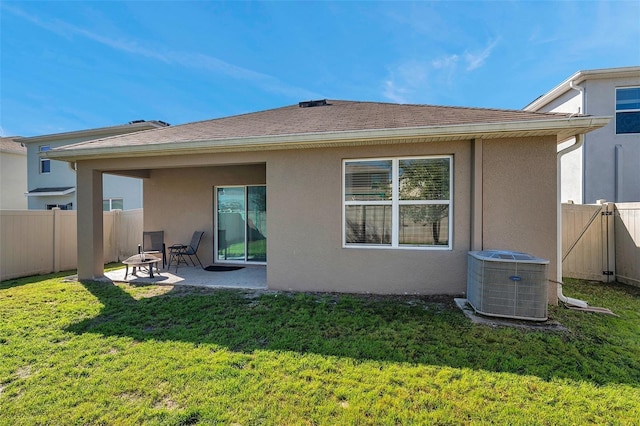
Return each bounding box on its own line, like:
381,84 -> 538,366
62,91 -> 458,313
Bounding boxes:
0,137 -> 26,155
55,100 -> 571,151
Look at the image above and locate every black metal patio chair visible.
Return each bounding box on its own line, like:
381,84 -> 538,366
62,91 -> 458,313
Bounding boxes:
168,231 -> 205,272
139,231 -> 167,269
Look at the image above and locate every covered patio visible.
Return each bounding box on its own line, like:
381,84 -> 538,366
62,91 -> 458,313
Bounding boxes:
102,264 -> 267,290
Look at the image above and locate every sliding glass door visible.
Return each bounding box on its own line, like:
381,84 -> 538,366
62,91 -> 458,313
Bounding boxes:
216,185 -> 266,263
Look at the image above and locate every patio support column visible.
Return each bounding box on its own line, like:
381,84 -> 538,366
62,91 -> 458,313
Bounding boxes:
77,163 -> 104,280
471,138 -> 483,251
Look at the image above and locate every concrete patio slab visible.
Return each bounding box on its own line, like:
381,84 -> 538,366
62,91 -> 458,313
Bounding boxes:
102,264 -> 267,290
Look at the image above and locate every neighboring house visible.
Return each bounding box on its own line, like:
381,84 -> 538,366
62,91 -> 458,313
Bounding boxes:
524,66 -> 640,204
16,120 -> 169,210
0,137 -> 27,209
44,100 -> 609,303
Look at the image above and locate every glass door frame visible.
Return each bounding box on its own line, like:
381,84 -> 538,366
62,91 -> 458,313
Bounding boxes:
214,184 -> 267,265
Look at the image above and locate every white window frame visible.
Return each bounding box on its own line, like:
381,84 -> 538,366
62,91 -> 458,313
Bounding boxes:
39,145 -> 51,174
103,198 -> 124,211
342,155 -> 453,250
615,86 -> 640,135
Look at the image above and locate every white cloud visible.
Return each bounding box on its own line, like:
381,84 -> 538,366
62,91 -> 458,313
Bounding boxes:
382,61 -> 431,104
383,80 -> 410,104
463,38 -> 499,71
431,54 -> 459,70
382,39 -> 499,104
4,5 -> 318,100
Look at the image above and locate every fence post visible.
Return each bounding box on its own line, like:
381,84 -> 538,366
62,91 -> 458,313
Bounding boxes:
52,207 -> 61,273
604,203 -> 616,283
114,209 -> 122,262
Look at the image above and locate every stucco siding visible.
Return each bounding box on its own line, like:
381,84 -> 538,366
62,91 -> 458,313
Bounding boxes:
482,136 -> 558,304
103,174 -> 144,210
143,164 -> 267,265
583,78 -> 640,203
557,138 -> 582,204
267,141 -> 472,295
132,142 -> 472,295
538,89 -> 583,114
76,135 -> 560,301
528,90 -> 584,204
0,151 -> 27,209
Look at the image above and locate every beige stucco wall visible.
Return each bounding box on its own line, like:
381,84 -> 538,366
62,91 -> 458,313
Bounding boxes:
75,135 -> 559,302
143,164 -> 266,264
266,141 -> 471,295
0,150 -> 28,209
482,136 -> 558,304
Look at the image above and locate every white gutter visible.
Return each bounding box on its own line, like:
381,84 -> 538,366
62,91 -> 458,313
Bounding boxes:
556,134 -> 589,308
569,80 -> 585,115
569,80 -> 584,95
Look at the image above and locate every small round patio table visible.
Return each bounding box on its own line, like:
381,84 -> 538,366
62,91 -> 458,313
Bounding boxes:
123,253 -> 162,279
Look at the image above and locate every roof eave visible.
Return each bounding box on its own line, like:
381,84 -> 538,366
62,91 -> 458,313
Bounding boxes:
43,116 -> 611,162
15,121 -> 167,144
524,66 -> 640,111
25,187 -> 76,197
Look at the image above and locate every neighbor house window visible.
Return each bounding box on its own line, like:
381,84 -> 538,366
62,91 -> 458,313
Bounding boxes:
40,145 -> 51,173
616,87 -> 640,134
46,203 -> 73,210
343,156 -> 452,249
103,198 -> 124,211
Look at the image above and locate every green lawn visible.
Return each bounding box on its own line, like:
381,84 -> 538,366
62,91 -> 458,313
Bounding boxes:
1,273 -> 639,425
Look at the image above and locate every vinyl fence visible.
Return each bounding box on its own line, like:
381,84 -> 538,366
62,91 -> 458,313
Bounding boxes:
615,203 -> 640,286
562,202 -> 640,287
0,209 -> 143,281
3,205 -> 638,285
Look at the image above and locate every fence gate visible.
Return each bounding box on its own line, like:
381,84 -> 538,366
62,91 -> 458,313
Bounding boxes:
615,203 -> 640,287
562,203 -> 616,282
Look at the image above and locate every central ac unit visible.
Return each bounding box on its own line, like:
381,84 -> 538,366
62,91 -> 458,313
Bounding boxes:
467,250 -> 549,321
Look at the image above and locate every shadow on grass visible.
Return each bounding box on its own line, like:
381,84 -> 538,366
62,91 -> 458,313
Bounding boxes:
0,270 -> 77,290
0,264 -> 123,291
66,280 -> 640,387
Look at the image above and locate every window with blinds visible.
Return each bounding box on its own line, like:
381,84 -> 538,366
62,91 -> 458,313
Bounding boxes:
343,156 -> 452,249
616,87 -> 640,134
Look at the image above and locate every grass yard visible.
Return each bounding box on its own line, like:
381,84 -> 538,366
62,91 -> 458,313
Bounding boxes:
1,273 -> 639,425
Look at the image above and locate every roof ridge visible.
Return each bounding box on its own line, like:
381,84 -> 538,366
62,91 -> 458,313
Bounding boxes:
337,99 -> 571,116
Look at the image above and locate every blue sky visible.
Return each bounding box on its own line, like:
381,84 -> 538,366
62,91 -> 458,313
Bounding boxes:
1,1 -> 639,137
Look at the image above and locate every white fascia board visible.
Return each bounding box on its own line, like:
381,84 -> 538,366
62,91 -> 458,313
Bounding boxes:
524,71 -> 583,111
43,116 -> 611,162
15,122 -> 165,144
524,66 -> 640,111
